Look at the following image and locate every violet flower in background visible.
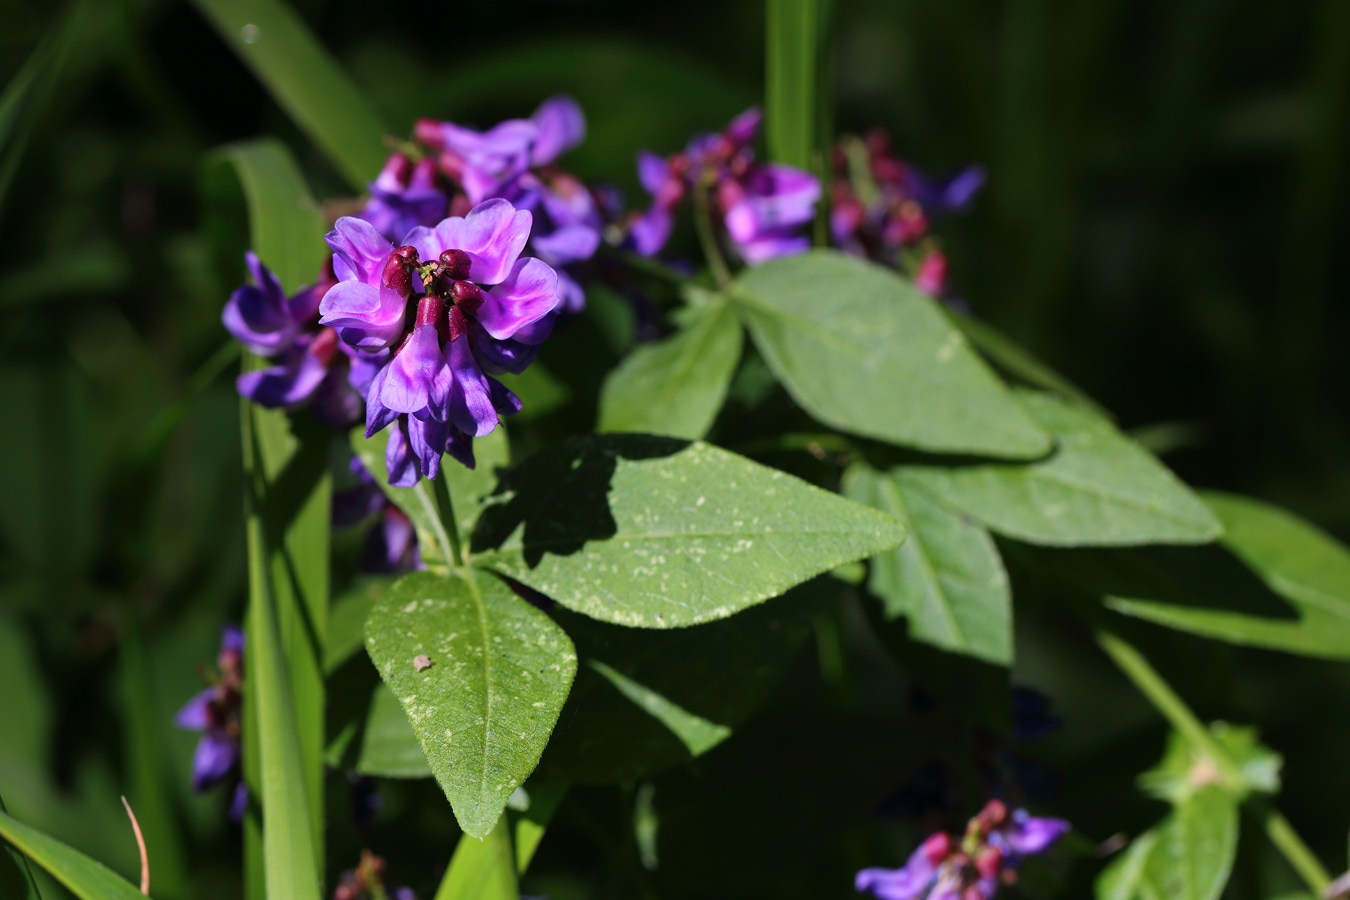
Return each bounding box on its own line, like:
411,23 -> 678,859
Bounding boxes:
830,130 -> 985,298
332,851 -> 416,900
856,800 -> 1068,900
627,107 -> 820,267
320,200 -> 560,485
222,252 -> 367,427
176,626 -> 247,819
359,152 -> 448,246
333,456 -> 424,573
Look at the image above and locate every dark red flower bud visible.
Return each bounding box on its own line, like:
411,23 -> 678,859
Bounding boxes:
447,304 -> 468,342
415,294 -> 445,329
382,247 -> 418,296
975,846 -> 1004,879
450,279 -> 484,315
920,831 -> 954,866
414,118 -> 446,150
379,152 -> 413,188
309,327 -> 340,366
976,799 -> 1009,833
440,249 -> 473,281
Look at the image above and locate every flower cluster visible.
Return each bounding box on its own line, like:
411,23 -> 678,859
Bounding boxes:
222,253 -> 371,426
830,130 -> 985,295
856,800 -> 1068,900
333,456 -> 423,573
320,199 -> 558,484
362,95 -> 602,315
628,108 -> 821,265
175,626 -> 247,821
332,851 -> 415,900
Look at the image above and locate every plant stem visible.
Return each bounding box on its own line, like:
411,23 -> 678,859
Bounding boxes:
1095,629 -> 1330,895
691,183 -> 732,287
432,475 -> 464,567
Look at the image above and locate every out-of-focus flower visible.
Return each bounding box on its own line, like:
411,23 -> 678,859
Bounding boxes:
320,200 -> 558,485
856,800 -> 1068,900
830,130 -> 985,297
333,456 -> 425,573
359,152 -> 448,247
333,851 -> 416,900
222,253 -> 367,426
627,107 -> 820,267
176,627 -> 246,812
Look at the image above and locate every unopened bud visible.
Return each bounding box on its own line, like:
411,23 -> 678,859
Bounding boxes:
414,118 -> 446,150
975,799 -> 1009,833
975,846 -> 1004,879
415,295 -> 445,329
450,279 -> 484,315
378,152 -> 413,188
309,327 -> 340,366
382,247 -> 418,296
447,304 -> 468,342
439,249 -> 472,281
920,831 -> 953,866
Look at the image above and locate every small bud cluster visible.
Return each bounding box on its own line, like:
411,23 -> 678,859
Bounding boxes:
174,627 -> 249,821
332,850 -> 416,900
856,799 -> 1069,900
831,130 -> 986,297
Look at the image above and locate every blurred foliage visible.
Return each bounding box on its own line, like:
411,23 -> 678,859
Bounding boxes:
0,1 -> 1346,899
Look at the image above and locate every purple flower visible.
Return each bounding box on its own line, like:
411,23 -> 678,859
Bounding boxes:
992,809 -> 1070,857
856,832 -> 949,900
321,199 -> 558,485
627,107 -> 819,266
176,627 -> 245,795
223,253 -> 366,426
359,152 -> 449,244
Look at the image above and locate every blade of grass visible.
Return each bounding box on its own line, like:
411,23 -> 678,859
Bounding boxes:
765,0 -> 833,243
190,0 -> 389,189
0,794 -> 42,900
434,824 -> 518,900
0,808 -> 142,900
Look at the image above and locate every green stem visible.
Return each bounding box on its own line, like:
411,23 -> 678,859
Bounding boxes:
432,475 -> 464,567
1096,629 -> 1330,895
691,183 -> 732,287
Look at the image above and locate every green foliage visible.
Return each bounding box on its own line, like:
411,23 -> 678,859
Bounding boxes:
1110,492 -> 1350,657
0,795 -> 41,900
364,570 -> 577,838
1138,788 -> 1239,900
1139,724 -> 1281,804
0,809 -> 144,900
903,391 -> 1222,546
469,434 -> 904,627
597,298 -> 743,440
433,823 -> 518,900
844,463 -> 1012,663
732,251 -> 1052,458
191,0 -> 389,188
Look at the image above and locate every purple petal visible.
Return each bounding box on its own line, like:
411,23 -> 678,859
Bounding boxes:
724,107 -> 762,146
365,363 -> 401,438
445,336 -> 499,437
530,222 -> 600,267
221,285 -> 297,356
553,269 -> 586,315
723,164 -> 821,242
530,95 -> 586,165
432,199 -> 533,285
228,782 -> 249,823
637,152 -> 669,196
628,206 -> 673,257
319,281 -> 409,352
236,351 -> 330,408
175,688 -> 215,731
191,731 -> 239,791
385,420 -> 419,487
407,414 -> 448,481
326,216 -> 396,284
345,347 -> 388,398
1003,811 -> 1069,855
220,626 -> 245,655
908,164 -> 987,216
470,322 -> 542,375
734,229 -> 811,264
445,429 -> 476,469
489,377 -> 522,417
476,257 -> 560,341
379,324 -> 447,416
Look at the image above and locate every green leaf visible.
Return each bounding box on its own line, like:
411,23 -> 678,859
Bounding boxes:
597,299 -> 743,440
946,308 -> 1108,418
350,683 -> 432,779
326,576 -> 395,673
732,251 -> 1051,459
350,426 -> 509,568
511,783 -> 567,875
1097,830 -> 1158,900
902,390 -> 1222,546
433,824 -> 518,900
1110,492 -> 1350,657
204,139 -> 326,290
0,809 -> 143,900
1140,724 -> 1281,804
1138,788 -> 1238,900
0,795 -> 41,900
191,0 -> 388,189
364,570 -> 577,838
469,434 -> 905,627
843,463 -> 1012,664
536,580 -> 829,783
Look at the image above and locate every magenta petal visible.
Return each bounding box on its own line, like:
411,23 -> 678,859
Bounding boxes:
433,199 -> 533,285
637,151 -> 669,196
175,687 -> 216,731
530,95 -> 586,165
319,281 -> 408,351
327,216 -> 395,284
379,324 -> 445,415
476,258 -> 560,341
445,337 -> 499,437
1004,812 -> 1070,855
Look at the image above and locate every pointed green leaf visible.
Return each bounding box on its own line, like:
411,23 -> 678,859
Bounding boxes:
469,434 -> 904,627
1139,788 -> 1238,900
1097,830 -> 1158,900
512,784 -> 567,875
732,250 -> 1051,459
0,795 -> 41,900
1140,723 -> 1281,804
350,683 -> 432,779
0,810 -> 143,900
902,390 -> 1221,546
191,0 -> 388,189
433,823 -> 517,900
350,426 -> 509,567
844,463 -> 1012,664
598,299 -> 743,440
1110,492 -> 1350,657
365,570 -> 577,837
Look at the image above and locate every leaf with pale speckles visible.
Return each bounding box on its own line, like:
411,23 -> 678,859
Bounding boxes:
731,250 -> 1051,459
364,569 -> 576,837
468,435 -> 905,627
900,390 -> 1222,547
